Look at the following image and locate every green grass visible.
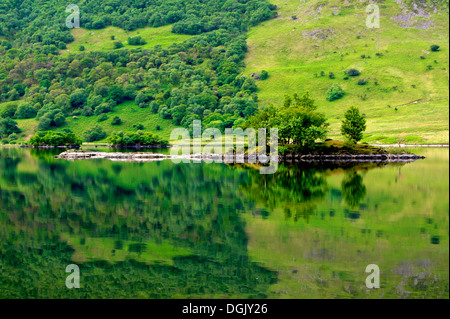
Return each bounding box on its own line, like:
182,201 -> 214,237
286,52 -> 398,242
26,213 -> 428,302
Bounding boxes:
245,0 -> 449,144
15,101 -> 178,143
64,25 -> 192,54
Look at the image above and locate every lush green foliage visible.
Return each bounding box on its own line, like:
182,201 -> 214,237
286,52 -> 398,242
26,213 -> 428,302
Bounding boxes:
244,93 -> 328,148
0,0 -> 277,140
15,104 -> 37,119
430,44 -> 440,51
106,131 -> 169,146
326,84 -> 345,102
345,68 -> 361,77
84,125 -> 107,142
0,118 -> 21,137
29,131 -> 82,146
341,106 -> 366,143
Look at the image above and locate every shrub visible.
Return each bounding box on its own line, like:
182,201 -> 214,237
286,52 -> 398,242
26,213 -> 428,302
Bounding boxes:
328,72 -> 335,79
326,84 -> 345,101
84,125 -> 107,142
38,117 -> 52,131
9,133 -> 18,141
15,104 -> 37,119
357,78 -> 368,85
94,103 -> 113,115
133,124 -> 145,130
156,125 -> 161,131
113,41 -> 124,49
0,103 -> 17,118
260,70 -> 269,80
29,131 -> 82,146
346,68 -> 361,76
128,36 -> 147,45
97,114 -> 108,122
79,45 -> 85,51
0,118 -> 21,136
111,116 -> 122,125
430,44 -> 440,52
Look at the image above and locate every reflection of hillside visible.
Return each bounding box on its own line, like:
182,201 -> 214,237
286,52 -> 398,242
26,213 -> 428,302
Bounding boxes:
0,148 -> 276,298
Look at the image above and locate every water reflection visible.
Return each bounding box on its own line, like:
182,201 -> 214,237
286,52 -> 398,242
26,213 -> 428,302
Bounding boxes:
0,148 -> 448,298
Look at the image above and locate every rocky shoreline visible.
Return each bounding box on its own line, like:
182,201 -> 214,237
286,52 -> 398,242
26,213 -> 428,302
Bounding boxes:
55,151 -> 425,163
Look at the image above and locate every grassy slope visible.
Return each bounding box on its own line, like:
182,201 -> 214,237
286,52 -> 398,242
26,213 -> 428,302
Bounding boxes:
64,25 -> 192,54
245,0 -> 449,144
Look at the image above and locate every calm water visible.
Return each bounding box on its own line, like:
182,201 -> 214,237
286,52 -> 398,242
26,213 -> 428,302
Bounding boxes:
0,147 -> 448,298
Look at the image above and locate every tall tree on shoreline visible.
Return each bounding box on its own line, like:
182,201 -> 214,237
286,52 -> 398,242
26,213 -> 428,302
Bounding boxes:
341,106 -> 366,143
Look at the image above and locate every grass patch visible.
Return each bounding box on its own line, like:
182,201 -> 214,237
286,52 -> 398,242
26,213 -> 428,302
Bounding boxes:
64,25 -> 192,54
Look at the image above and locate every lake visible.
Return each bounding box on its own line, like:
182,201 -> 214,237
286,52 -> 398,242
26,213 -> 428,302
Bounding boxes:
0,147 -> 448,298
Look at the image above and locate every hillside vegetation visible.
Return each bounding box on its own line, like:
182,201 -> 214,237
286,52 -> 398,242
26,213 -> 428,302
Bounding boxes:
0,0 -> 276,144
0,0 -> 448,145
245,0 -> 449,144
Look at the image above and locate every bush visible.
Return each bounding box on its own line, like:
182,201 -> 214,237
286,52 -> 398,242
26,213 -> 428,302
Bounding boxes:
0,118 -> 21,136
113,41 -> 124,49
97,114 -> 108,122
38,117 -> 52,131
328,72 -> 335,79
133,124 -> 145,130
346,68 -> 361,76
156,125 -> 161,131
8,133 -> 18,141
15,104 -> 37,119
430,44 -> 440,52
0,103 -> 17,118
260,70 -> 269,80
84,125 -> 107,142
357,78 -> 368,85
111,116 -> 122,125
326,84 -> 345,101
94,103 -> 113,115
128,36 -> 147,45
107,131 -> 168,147
29,131 -> 82,146
79,45 -> 85,51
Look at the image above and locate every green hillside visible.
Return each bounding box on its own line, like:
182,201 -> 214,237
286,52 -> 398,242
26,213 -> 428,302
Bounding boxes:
0,0 -> 448,145
64,25 -> 192,54
245,0 -> 449,144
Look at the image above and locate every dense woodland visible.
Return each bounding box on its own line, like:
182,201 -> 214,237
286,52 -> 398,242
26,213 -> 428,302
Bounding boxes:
0,0 -> 276,140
